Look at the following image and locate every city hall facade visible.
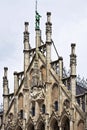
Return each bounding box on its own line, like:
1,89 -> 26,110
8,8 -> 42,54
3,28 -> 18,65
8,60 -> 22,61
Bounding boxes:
0,11 -> 87,130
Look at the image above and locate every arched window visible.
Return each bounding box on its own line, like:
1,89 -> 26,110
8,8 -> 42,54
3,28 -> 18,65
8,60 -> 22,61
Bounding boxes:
37,122 -> 45,130
28,124 -> 34,130
50,119 -> 59,130
61,116 -> 70,130
54,101 -> 58,111
42,104 -> 45,114
20,109 -> 23,119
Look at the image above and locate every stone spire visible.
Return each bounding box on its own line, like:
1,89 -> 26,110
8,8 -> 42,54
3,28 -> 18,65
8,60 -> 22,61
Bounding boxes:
23,22 -> 30,76
70,43 -> 77,103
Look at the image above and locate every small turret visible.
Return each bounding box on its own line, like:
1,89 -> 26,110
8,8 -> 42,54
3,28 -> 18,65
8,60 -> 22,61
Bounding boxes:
70,43 -> 77,103
23,22 -> 30,76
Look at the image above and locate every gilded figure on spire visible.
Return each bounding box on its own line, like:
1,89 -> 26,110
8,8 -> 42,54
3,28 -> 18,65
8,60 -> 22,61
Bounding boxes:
35,0 -> 41,30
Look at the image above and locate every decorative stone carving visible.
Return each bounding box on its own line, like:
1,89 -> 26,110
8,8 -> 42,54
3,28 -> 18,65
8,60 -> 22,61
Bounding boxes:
30,86 -> 45,100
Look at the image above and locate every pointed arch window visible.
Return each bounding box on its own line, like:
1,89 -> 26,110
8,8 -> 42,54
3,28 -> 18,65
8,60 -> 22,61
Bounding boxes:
20,109 -> 23,119
54,101 -> 58,111
42,104 -> 45,114
32,106 -> 35,116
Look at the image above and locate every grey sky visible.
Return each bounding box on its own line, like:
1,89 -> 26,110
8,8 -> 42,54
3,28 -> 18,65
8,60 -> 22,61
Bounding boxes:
0,0 -> 87,104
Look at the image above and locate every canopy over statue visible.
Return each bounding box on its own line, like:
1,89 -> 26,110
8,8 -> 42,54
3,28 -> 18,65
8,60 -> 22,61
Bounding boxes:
35,11 -> 41,30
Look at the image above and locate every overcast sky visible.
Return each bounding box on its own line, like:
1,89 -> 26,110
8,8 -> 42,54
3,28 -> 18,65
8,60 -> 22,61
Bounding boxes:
0,0 -> 87,104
